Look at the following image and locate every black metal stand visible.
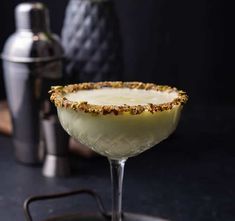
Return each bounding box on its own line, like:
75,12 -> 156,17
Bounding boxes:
23,189 -> 168,221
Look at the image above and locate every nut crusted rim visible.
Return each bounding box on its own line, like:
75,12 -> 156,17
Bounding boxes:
49,81 -> 188,115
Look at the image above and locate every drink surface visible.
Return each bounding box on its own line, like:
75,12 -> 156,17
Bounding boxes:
65,88 -> 178,106
57,87 -> 182,159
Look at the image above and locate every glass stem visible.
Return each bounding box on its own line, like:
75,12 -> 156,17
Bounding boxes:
109,159 -> 126,221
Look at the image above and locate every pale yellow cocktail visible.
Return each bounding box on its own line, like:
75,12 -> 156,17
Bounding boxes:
57,87 -> 183,159
50,81 -> 188,221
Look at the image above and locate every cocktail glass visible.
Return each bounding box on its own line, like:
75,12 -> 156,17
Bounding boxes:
49,82 -> 188,221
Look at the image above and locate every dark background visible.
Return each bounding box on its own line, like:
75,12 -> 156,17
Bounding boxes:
0,0 -> 234,106
1,1 -> 235,220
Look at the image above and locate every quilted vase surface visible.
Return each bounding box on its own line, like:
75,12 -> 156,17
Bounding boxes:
61,0 -> 123,82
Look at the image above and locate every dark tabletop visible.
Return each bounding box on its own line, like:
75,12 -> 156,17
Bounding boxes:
0,105 -> 235,221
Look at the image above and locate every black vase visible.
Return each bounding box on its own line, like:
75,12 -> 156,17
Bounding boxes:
61,0 -> 123,82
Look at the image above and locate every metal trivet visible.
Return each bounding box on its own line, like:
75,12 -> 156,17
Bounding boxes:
23,189 -> 168,221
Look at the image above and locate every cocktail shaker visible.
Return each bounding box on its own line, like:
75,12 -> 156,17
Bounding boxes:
1,2 -> 65,164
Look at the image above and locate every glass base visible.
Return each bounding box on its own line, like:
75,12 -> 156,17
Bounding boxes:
44,212 -> 169,221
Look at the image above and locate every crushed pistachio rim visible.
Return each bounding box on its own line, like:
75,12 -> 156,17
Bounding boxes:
49,81 -> 188,115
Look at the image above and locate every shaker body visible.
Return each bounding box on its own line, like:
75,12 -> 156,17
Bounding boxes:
2,31 -> 63,164
3,61 -> 42,163
3,59 -> 63,164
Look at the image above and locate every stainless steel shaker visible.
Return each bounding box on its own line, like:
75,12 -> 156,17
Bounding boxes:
1,2 -> 65,165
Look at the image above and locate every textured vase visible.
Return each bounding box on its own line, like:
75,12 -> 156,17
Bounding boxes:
61,0 -> 123,82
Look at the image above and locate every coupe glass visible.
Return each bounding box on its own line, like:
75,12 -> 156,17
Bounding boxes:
49,82 -> 188,221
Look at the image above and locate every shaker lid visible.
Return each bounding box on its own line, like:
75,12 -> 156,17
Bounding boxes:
1,2 -> 63,64
15,2 -> 50,32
